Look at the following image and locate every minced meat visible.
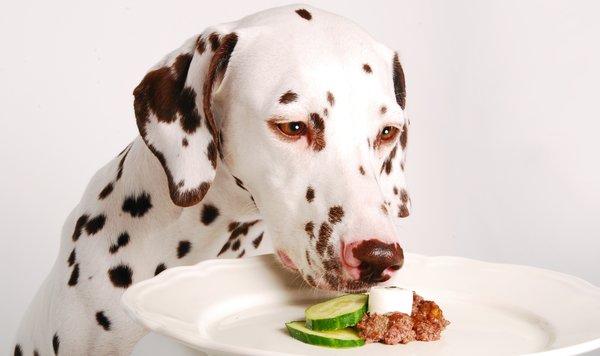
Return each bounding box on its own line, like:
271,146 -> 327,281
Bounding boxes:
355,292 -> 450,345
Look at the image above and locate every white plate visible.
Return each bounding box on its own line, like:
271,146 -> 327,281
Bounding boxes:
122,254 -> 600,356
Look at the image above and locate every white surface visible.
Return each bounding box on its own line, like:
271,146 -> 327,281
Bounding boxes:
2,0 -> 600,353
123,254 -> 600,356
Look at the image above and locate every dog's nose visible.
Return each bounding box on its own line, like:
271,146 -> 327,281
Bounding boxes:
343,239 -> 404,283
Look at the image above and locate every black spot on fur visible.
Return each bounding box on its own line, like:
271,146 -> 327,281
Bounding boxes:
207,140 -> 217,169
317,223 -> 332,256
85,214 -> 106,235
179,87 -> 202,134
228,220 -> 260,241
95,311 -> 111,331
295,8 -> 312,20
252,232 -> 264,249
398,204 -> 410,218
109,232 -> 130,254
393,53 -> 406,109
116,146 -> 130,181
359,166 -> 366,175
67,248 -> 76,267
122,192 -> 153,218
201,204 -> 220,225
328,206 -> 345,224
52,333 -> 60,354
232,239 -> 241,251
233,176 -> 248,191
108,264 -> 133,288
306,186 -> 315,203
68,263 -> 79,286
98,183 -> 113,200
182,137 -> 189,147
309,113 -> 326,151
380,106 -> 388,114
34,350 -> 40,356
217,241 -> 231,256
154,263 -> 167,276
14,344 -> 22,356
363,63 -> 373,73
305,222 -> 315,240
177,240 -> 191,258
279,90 -> 298,104
72,215 -> 88,241
237,249 -> 245,258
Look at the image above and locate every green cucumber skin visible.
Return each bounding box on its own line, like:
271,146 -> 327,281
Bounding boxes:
286,321 -> 365,348
306,303 -> 367,331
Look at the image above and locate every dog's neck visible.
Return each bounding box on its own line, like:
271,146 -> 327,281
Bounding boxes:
127,137 -> 264,261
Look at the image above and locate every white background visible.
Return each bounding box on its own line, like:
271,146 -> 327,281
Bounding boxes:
1,0 -> 599,354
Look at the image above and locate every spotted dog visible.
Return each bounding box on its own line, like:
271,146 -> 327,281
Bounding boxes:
14,4 -> 411,355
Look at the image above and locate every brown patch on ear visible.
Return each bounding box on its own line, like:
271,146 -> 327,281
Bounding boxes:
393,53 -> 406,109
309,113 -> 326,151
363,63 -> 372,73
196,37 -> 206,54
327,91 -> 335,106
134,53 -> 193,127
295,8 -> 312,20
203,32 -> 239,162
209,32 -> 220,51
279,90 -> 298,104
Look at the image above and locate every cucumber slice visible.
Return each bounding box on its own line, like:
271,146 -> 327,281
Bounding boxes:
305,294 -> 368,331
286,321 -> 365,348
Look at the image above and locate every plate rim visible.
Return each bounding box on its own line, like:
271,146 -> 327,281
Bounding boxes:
122,253 -> 600,356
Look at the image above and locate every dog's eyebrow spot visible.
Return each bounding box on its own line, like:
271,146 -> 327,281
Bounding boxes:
306,186 -> 315,203
279,90 -> 298,104
363,63 -> 372,73
209,32 -> 220,51
328,206 -> 344,225
295,8 -> 312,20
327,91 -> 335,106
380,106 -> 387,115
95,311 -> 111,331
359,166 -> 366,175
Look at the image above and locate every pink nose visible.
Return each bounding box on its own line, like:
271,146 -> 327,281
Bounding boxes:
342,239 -> 404,283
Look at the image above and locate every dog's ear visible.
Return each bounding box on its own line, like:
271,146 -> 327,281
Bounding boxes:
133,32 -> 238,207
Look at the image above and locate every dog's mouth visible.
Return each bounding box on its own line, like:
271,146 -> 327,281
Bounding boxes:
275,249 -> 384,293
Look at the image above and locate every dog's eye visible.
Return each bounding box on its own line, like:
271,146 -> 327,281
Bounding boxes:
380,126 -> 400,142
277,122 -> 307,137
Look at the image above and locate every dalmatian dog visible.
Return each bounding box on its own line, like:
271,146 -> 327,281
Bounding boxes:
14,4 -> 411,355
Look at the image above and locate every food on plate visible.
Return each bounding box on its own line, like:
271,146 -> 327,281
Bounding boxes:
285,321 -> 366,348
305,294 -> 368,331
356,291 -> 450,344
286,286 -> 450,348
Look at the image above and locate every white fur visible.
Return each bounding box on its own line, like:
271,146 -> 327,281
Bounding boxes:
15,4 -> 410,355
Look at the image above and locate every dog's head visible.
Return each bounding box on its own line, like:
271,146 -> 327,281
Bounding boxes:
134,5 -> 410,292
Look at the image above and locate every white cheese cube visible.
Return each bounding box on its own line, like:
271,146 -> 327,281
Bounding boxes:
368,286 -> 413,315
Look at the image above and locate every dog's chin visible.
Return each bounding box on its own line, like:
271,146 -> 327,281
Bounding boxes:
303,276 -> 373,294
